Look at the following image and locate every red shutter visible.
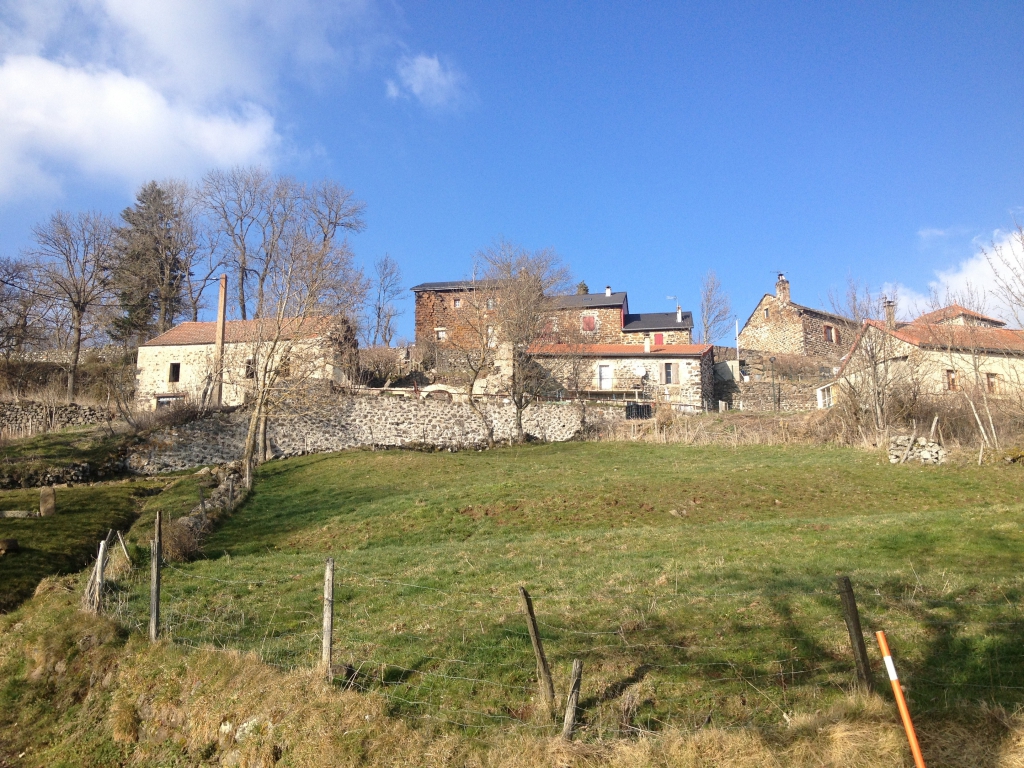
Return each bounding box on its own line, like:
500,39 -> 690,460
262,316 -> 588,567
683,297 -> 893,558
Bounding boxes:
654,333 -> 664,345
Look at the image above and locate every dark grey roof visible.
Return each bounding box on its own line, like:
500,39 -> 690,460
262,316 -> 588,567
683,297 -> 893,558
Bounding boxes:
551,291 -> 628,309
410,280 -> 495,292
622,311 -> 693,332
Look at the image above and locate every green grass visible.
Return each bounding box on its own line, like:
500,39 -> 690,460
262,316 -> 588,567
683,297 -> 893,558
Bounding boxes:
0,481 -> 163,612
0,426 -> 128,483
107,443 -> 1024,738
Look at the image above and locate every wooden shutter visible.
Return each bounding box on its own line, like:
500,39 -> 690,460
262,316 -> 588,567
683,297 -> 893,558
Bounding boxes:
672,363 -> 680,385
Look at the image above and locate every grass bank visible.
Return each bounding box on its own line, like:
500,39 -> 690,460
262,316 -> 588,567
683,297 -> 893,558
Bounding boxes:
2,441 -> 1024,766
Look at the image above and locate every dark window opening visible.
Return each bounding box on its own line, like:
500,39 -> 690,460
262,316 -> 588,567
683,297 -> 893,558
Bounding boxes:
664,362 -> 673,385
168,362 -> 180,383
987,372 -> 998,393
824,325 -> 834,343
245,358 -> 256,379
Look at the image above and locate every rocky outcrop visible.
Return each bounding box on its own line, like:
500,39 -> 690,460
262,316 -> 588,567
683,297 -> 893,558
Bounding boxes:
129,395 -> 587,473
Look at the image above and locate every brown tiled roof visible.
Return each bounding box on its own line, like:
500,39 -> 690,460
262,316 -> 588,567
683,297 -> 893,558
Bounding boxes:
863,319 -> 1024,353
142,317 -> 338,347
529,343 -> 712,357
913,304 -> 1006,327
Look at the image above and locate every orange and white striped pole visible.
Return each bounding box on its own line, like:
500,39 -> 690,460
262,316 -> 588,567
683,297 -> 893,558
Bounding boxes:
876,630 -> 926,768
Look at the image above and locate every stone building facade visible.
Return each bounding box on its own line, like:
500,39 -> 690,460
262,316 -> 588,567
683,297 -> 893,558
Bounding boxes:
738,274 -> 854,362
136,318 -> 356,410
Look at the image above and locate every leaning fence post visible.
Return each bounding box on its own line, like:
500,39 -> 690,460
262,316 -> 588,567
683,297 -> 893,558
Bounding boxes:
518,586 -> 556,718
561,659 -> 583,740
149,510 -> 162,642
227,477 -> 234,510
876,631 -> 927,768
837,576 -> 874,692
322,558 -> 335,680
93,539 -> 107,614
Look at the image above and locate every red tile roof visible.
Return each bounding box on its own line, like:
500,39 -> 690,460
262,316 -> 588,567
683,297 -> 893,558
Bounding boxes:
142,317 -> 338,347
529,343 -> 712,357
863,319 -> 1024,353
912,304 -> 1006,327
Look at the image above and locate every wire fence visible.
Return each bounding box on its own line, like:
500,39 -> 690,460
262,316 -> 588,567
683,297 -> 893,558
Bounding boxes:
85,538 -> 1024,738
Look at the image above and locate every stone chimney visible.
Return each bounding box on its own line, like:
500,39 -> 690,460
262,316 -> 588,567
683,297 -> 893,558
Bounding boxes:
644,335 -> 651,353
605,285 -> 612,297
676,305 -> 682,323
884,298 -> 897,329
213,274 -> 227,408
775,273 -> 790,303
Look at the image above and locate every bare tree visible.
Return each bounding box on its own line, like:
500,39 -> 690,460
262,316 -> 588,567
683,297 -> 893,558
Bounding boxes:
984,221 -> 1024,328
207,175 -> 367,468
26,211 -> 113,402
364,254 -> 404,347
480,240 -> 572,442
698,270 -> 731,345
203,168 -> 366,323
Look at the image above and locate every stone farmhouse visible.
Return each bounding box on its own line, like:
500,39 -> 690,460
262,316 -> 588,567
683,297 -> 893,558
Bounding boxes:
738,274 -> 855,362
818,303 -> 1024,408
136,276 -> 356,410
411,281 -> 714,409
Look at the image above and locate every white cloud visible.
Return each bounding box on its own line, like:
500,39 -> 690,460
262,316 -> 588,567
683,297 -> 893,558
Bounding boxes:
895,229 -> 1024,324
0,0 -> 385,197
387,53 -> 466,109
0,55 -> 276,196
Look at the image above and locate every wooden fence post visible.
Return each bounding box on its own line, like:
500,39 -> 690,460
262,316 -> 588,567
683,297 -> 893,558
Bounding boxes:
561,659 -> 583,740
149,511 -> 162,642
93,540 -> 107,614
837,576 -> 873,692
322,558 -> 334,680
116,531 -> 131,566
227,477 -> 234,510
518,586 -> 556,717
198,482 -> 206,513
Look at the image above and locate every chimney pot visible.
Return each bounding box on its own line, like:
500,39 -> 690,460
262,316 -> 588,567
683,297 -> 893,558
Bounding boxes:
884,298 -> 897,329
676,305 -> 682,323
775,273 -> 791,303
605,286 -> 612,297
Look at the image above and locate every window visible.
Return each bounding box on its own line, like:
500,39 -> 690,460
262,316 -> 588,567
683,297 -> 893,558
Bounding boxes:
987,372 -> 999,393
581,315 -> 596,332
486,298 -> 495,310
278,357 -> 291,379
435,327 -> 448,341
245,359 -> 256,379
664,362 -> 673,385
453,298 -> 462,309
486,325 -> 496,348
654,333 -> 664,345
945,369 -> 958,391
764,308 -> 770,319
168,362 -> 180,383
823,325 -> 834,343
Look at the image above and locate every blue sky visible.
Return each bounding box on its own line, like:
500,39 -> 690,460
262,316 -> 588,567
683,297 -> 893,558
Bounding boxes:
1,1 -> 1023,339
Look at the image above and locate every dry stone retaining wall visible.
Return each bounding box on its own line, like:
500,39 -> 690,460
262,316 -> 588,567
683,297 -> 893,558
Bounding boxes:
129,395 -> 587,473
0,401 -> 111,436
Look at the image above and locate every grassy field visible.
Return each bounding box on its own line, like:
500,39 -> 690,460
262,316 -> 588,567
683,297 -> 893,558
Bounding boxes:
0,480 -> 165,612
114,445 -> 1024,739
3,441 -> 1024,766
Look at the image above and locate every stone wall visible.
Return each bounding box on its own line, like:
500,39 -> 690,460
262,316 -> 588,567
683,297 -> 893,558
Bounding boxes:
0,401 -> 111,437
128,395 -> 587,473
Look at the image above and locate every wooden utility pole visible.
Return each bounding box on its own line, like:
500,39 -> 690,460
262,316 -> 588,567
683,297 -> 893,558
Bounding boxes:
518,586 -> 555,717
837,576 -> 873,692
322,558 -> 335,680
561,659 -> 583,740
149,511 -> 162,642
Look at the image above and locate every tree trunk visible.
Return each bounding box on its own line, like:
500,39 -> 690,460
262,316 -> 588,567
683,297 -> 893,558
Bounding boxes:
467,398 -> 495,448
515,402 -> 525,443
67,308 -> 83,404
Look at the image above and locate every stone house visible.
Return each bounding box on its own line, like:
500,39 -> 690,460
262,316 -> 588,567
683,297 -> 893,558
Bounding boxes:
411,280 -> 710,407
738,274 -> 854,362
819,304 -> 1024,408
411,282 -> 694,348
136,317 -> 355,410
531,342 -> 714,410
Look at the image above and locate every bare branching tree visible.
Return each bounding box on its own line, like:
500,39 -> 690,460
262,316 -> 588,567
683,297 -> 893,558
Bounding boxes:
480,239 -> 572,442
984,221 -> 1024,328
25,211 -> 113,402
698,270 -> 731,345
364,254 -> 404,347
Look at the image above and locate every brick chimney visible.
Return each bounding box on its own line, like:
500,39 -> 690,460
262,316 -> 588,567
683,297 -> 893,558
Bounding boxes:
644,335 -> 651,353
775,273 -> 790,303
884,298 -> 897,329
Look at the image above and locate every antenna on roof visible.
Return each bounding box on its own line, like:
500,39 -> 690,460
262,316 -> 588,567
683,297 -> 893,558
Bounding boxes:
666,295 -> 676,302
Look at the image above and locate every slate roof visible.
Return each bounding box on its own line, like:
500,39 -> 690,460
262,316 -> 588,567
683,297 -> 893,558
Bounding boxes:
550,292 -> 628,309
913,304 -> 1006,327
409,280 -> 496,292
622,311 -> 693,332
529,343 -> 711,357
142,317 -> 338,347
